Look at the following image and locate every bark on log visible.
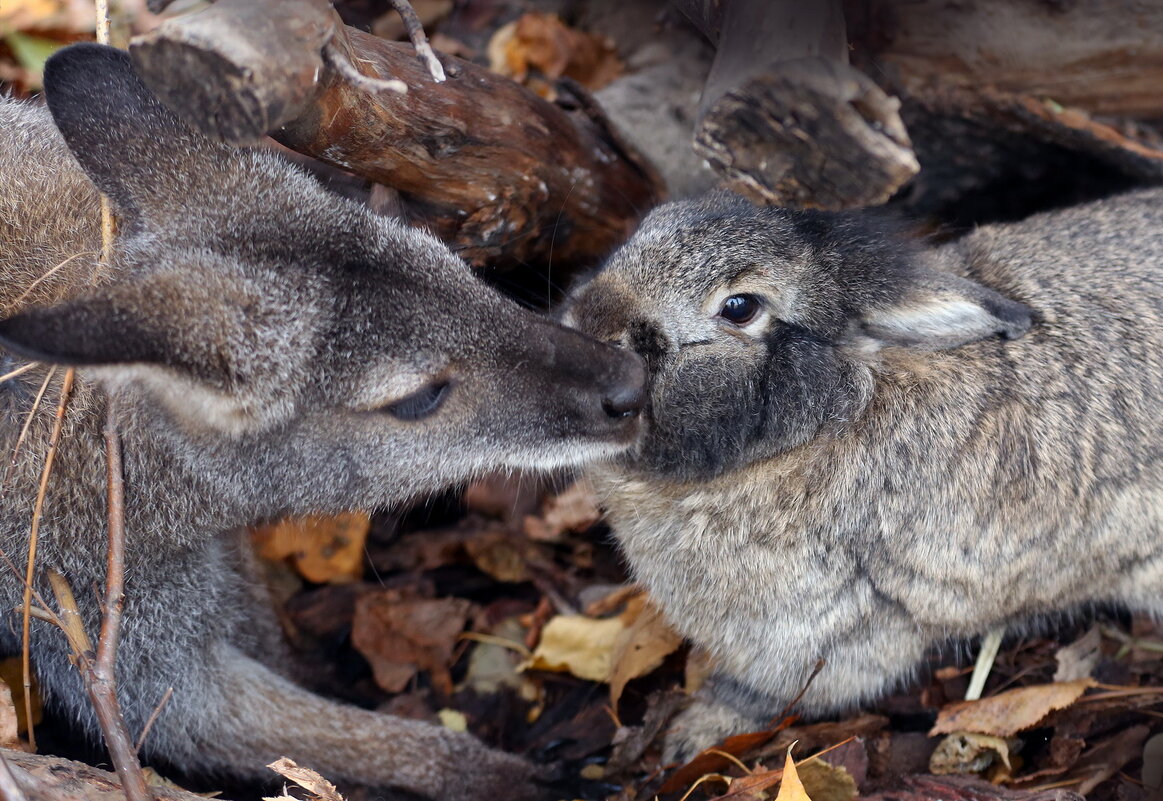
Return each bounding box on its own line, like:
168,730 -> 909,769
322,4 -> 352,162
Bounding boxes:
846,0 -> 1163,119
129,0 -> 663,272
674,0 -> 919,210
0,749 -> 211,801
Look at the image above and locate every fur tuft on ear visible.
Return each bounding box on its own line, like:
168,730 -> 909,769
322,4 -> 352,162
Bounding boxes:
860,271 -> 1032,350
43,43 -> 228,230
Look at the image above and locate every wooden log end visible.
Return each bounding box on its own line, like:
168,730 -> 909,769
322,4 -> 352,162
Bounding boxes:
694,57 -> 920,210
129,0 -> 334,144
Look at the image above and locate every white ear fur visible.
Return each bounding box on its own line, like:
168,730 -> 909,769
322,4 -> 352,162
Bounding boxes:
861,272 -> 1032,350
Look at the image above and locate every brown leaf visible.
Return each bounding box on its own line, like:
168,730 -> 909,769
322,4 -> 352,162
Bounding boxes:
659,728 -> 785,794
0,677 -> 20,748
930,679 -> 1095,737
252,512 -> 370,584
523,478 -> 602,542
712,766 -> 784,801
1053,626 -> 1101,682
351,592 -> 474,696
464,529 -> 530,583
266,757 -> 344,801
930,732 -> 1015,775
487,12 -> 622,91
797,758 -> 857,801
0,657 -> 40,735
608,595 -> 683,709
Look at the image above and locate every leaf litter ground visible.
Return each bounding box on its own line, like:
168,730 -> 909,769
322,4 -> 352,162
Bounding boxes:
201,473 -> 1163,801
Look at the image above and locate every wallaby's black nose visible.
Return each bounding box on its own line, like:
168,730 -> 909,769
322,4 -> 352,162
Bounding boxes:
602,386 -> 643,419
601,356 -> 646,419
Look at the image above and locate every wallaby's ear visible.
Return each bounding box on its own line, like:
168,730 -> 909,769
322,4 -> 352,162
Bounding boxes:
0,272 -> 238,385
0,291 -> 214,385
860,271 -> 1033,350
43,43 -> 223,229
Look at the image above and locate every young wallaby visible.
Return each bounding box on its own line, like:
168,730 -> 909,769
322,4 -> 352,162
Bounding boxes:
0,44 -> 645,800
563,188 -> 1163,760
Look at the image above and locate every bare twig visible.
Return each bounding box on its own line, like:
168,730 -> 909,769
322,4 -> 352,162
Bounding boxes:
3,368 -> 56,498
321,41 -> 407,95
21,367 -> 74,749
0,364 -> 38,386
134,686 -> 173,753
85,416 -> 151,801
387,0 -> 445,83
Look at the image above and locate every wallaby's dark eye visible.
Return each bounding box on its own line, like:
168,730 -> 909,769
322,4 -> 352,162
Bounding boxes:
383,381 -> 450,421
719,294 -> 761,325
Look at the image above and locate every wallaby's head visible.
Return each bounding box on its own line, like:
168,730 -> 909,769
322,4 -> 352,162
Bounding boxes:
564,191 -> 1032,481
0,44 -> 645,506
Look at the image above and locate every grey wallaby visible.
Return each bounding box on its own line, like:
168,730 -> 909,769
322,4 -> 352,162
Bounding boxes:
0,44 -> 645,799
563,188 -> 1163,760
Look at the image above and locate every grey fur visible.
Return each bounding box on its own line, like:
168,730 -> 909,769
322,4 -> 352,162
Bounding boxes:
563,188 -> 1163,760
0,44 -> 644,799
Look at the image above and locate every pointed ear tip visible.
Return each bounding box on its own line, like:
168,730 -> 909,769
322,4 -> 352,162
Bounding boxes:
44,42 -> 131,89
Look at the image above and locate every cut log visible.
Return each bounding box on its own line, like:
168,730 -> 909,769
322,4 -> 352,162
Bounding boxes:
674,0 -> 919,210
846,0 -> 1163,118
0,748 -> 212,801
130,0 -> 663,272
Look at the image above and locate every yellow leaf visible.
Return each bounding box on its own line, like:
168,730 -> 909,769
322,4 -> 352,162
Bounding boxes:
775,748 -> 813,801
251,512 -> 370,584
521,614 -> 624,681
930,678 -> 1095,737
438,708 -> 467,733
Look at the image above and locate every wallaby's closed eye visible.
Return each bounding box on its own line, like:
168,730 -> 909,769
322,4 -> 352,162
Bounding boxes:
564,189 -> 1163,760
0,44 -> 644,800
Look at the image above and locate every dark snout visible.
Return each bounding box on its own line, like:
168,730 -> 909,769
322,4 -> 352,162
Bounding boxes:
535,321 -> 646,439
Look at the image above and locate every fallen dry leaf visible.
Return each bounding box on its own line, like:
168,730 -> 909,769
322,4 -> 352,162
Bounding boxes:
930,678 -> 1095,737
609,595 -> 683,709
0,657 -> 40,734
929,731 -> 1016,775
796,759 -> 857,801
711,766 -> 784,801
252,512 -> 370,584
523,478 -> 602,542
487,12 -> 622,92
266,757 -> 344,801
660,728 -> 786,794
523,589 -> 682,695
521,612 -> 624,682
0,677 -> 19,748
1053,626 -> 1101,682
464,529 -> 530,583
776,748 -> 812,801
351,592 -> 474,695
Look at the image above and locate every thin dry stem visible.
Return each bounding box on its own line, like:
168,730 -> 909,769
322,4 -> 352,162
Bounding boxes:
9,251 -> 96,311
0,364 -> 39,385
387,0 -> 446,82
323,40 -> 408,95
2,367 -> 56,506
134,686 -> 173,752
21,367 -> 74,749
